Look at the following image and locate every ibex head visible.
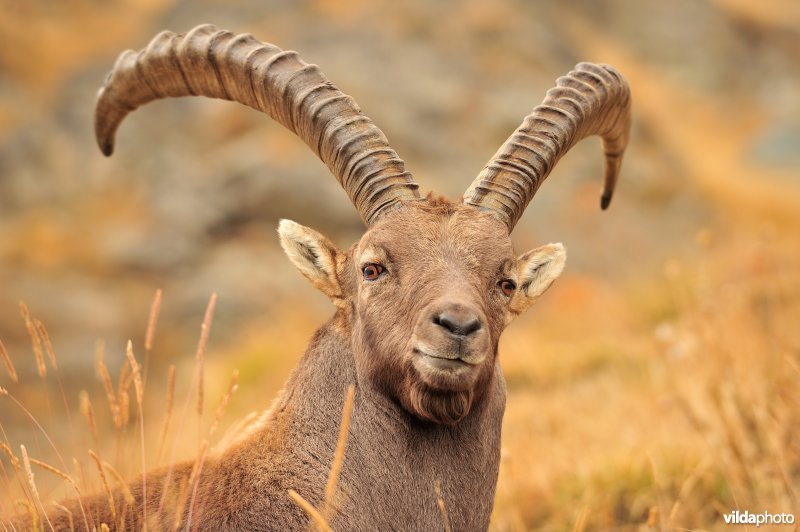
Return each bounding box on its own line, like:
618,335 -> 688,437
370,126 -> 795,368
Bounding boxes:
96,25 -> 631,425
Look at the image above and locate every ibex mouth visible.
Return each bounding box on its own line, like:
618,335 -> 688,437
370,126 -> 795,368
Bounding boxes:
423,354 -> 471,371
414,347 -> 472,365
412,348 -> 483,389
414,346 -> 485,366
409,348 -> 481,409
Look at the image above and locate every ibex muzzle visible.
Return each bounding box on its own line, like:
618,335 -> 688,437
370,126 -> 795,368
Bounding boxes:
15,24 -> 631,530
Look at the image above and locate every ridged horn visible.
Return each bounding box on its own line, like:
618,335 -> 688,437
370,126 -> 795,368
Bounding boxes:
463,62 -> 631,232
95,24 -> 420,226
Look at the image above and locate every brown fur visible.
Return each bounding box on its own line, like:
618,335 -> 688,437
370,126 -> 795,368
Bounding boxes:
9,200 -> 569,531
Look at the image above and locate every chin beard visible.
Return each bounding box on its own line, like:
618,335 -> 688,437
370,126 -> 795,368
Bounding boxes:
407,382 -> 474,425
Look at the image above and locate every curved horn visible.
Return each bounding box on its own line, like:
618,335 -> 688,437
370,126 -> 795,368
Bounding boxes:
463,62 -> 631,232
95,24 -> 420,226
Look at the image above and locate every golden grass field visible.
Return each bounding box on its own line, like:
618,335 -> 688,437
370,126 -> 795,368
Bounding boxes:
1,224 -> 798,530
1,0 -> 799,530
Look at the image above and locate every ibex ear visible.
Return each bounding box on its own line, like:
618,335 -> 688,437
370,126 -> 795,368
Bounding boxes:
278,219 -> 343,300
509,243 -> 566,317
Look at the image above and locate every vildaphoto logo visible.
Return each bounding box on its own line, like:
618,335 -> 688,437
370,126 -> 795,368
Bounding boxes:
723,510 -> 796,527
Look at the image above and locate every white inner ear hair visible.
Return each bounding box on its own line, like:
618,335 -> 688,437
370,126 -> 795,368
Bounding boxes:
278,219 -> 340,297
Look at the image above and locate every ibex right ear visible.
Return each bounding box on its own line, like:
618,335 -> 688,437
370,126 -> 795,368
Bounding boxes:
278,219 -> 343,300
508,243 -> 566,318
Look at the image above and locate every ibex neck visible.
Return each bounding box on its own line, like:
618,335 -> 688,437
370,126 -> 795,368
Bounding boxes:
237,316 -> 506,530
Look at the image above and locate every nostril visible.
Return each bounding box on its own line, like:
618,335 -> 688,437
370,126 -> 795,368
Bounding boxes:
433,314 -> 455,334
433,312 -> 482,337
461,318 -> 481,336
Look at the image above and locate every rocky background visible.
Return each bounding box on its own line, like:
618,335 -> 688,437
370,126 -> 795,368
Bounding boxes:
1,0 -> 799,529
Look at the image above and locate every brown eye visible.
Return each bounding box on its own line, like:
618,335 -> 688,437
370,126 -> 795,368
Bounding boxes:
362,263 -> 384,280
499,279 -> 516,297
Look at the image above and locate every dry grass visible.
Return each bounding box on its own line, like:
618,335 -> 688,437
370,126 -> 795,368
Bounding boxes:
0,227 -> 798,530
435,479 -> 453,532
490,226 -> 800,530
0,4 -> 798,529
89,448 -> 117,524
321,385 -> 355,523
0,339 -> 16,383
0,294 -> 236,529
156,365 -> 177,464
0,235 -> 800,531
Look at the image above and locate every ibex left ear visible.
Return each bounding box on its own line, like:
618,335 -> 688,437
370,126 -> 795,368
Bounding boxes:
278,219 -> 343,301
509,243 -> 566,317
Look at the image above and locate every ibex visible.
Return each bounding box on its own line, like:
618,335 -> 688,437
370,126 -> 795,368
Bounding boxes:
12,24 -> 630,531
